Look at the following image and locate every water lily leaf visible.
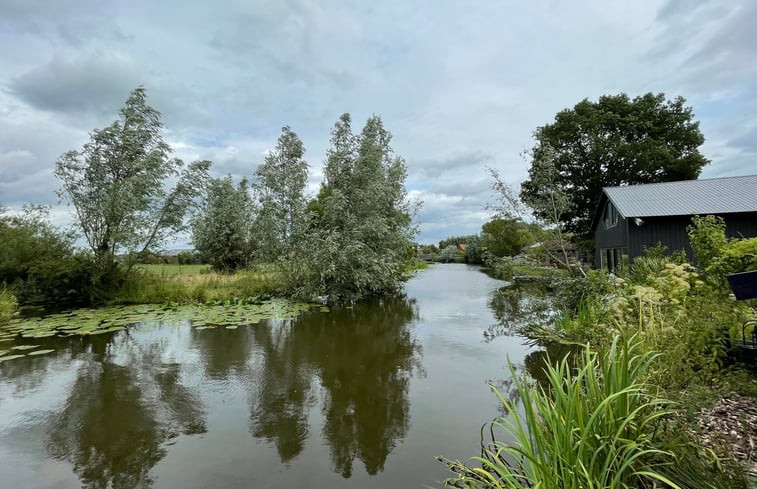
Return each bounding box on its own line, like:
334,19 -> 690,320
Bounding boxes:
28,349 -> 55,356
0,354 -> 26,363
225,325 -> 238,329
23,332 -> 58,339
11,345 -> 40,351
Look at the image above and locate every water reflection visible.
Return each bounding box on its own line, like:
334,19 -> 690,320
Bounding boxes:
304,296 -> 420,477
46,333 -> 207,489
485,282 -> 554,341
249,321 -> 314,463
247,295 -> 421,477
488,341 -> 580,416
1,265 -> 534,488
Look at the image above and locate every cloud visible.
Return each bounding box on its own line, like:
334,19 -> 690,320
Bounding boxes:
1,0 -> 756,244
8,52 -> 141,116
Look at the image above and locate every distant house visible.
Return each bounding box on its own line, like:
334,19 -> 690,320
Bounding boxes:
591,175 -> 757,270
527,240 -> 582,264
457,243 -> 467,252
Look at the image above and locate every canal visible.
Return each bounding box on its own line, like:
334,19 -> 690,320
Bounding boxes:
0,264 -> 543,488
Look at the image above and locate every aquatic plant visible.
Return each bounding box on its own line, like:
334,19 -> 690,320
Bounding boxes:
439,336 -> 679,489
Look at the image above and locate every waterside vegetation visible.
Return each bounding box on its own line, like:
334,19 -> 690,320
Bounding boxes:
441,216 -> 757,487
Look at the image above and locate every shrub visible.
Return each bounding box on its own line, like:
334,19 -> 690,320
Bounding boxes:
687,215 -> 728,269
0,206 -> 98,307
708,237 -> 757,278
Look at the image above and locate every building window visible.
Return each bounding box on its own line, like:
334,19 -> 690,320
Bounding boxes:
600,247 -> 627,272
603,202 -> 619,229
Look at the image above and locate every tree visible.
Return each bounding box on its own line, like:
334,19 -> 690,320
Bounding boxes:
282,114 -> 417,300
55,86 -> 211,275
192,176 -> 255,271
253,126 -> 309,262
490,156 -> 584,276
480,217 -> 534,257
520,93 -> 709,238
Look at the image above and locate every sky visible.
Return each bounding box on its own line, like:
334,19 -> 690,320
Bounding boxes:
1,0 -> 755,246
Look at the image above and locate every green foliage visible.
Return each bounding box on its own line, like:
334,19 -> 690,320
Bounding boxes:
438,235 -> 478,250
192,176 -> 255,272
687,215 -> 757,286
481,218 -> 535,257
708,238 -> 757,277
253,126 -> 309,262
281,114 -> 417,300
177,251 -> 201,265
687,215 -> 729,269
439,245 -> 461,263
463,235 -> 483,264
551,250 -> 749,388
113,265 -> 281,304
55,86 -> 211,273
440,336 -> 679,489
629,244 -> 687,284
0,285 -> 17,324
0,206 -> 97,307
520,93 -> 708,238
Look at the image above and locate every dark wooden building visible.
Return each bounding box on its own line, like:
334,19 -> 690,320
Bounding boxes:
591,175 -> 757,270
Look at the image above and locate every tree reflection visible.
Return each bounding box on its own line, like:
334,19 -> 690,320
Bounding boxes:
47,332 -> 207,489
249,320 -> 314,463
190,323 -> 255,379
246,295 -> 421,477
484,283 -> 554,341
488,341 -> 579,417
306,296 -> 420,477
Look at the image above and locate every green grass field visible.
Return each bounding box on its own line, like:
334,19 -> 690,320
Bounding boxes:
116,264 -> 281,305
136,264 -> 211,276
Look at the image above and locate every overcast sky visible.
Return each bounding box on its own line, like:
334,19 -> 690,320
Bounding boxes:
1,0 -> 755,245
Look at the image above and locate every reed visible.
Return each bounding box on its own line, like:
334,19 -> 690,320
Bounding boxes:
440,336 -> 679,489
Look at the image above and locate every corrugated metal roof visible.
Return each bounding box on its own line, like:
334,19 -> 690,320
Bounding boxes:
604,175 -> 757,218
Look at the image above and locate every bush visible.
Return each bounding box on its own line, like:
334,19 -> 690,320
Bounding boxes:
0,206 -> 98,307
708,238 -> 757,278
688,215 -> 728,269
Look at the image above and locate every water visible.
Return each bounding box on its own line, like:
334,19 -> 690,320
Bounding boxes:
0,264 -> 543,488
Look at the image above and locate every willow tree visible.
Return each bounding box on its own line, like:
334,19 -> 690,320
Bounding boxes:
192,176 -> 255,271
253,126 -> 308,262
55,87 -> 210,274
283,114 -> 417,300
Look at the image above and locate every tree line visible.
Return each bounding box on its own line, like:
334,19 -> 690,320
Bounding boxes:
1,87 -> 417,306
2,87 -> 711,307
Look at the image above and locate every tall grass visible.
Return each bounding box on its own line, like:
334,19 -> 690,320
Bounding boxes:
440,336 -> 679,489
113,265 -> 282,304
0,285 -> 17,324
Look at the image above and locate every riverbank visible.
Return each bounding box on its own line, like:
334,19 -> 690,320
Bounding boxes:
112,264 -> 282,305
112,260 -> 430,306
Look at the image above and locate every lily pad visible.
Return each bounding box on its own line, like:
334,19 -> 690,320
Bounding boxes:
225,325 -> 238,329
27,349 -> 55,356
11,345 -> 40,351
0,354 -> 26,363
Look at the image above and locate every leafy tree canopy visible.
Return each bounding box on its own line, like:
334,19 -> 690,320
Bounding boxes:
55,86 -> 211,273
282,114 -> 417,300
520,93 -> 709,238
253,126 -> 309,262
192,176 -> 256,272
481,217 -> 536,257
